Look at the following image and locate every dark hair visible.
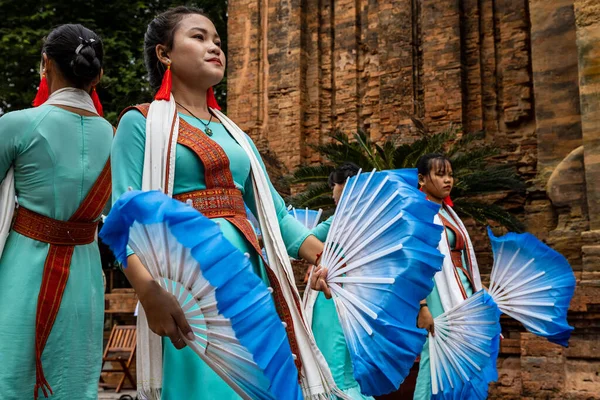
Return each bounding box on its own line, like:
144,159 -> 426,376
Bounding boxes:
144,6 -> 210,91
43,24 -> 103,88
416,153 -> 453,181
328,162 -> 361,188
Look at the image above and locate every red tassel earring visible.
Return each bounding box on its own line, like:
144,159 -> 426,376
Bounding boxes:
91,86 -> 104,116
207,87 -> 221,111
32,74 -> 49,107
155,63 -> 172,101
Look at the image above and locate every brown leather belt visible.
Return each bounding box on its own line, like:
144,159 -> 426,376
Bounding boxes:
12,207 -> 97,245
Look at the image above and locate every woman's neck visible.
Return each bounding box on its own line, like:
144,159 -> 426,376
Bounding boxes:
423,191 -> 444,205
171,79 -> 209,116
48,78 -> 89,97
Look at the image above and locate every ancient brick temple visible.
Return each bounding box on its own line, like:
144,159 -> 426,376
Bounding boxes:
227,0 -> 600,398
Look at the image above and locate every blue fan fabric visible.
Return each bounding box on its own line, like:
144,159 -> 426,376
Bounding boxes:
100,190 -> 302,400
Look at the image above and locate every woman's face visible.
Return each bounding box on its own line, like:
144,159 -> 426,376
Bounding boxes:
419,160 -> 454,203
166,14 -> 226,89
332,183 -> 345,205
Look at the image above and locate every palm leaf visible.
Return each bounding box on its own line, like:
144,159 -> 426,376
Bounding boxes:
353,131 -> 387,170
453,165 -> 526,197
288,182 -> 336,210
312,132 -> 374,168
395,130 -> 455,169
452,199 -> 525,233
447,130 -> 486,157
450,146 -> 499,171
288,123 -> 527,232
290,165 -> 336,184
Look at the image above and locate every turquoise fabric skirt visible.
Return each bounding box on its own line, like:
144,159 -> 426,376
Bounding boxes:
0,233 -> 104,399
313,292 -> 374,400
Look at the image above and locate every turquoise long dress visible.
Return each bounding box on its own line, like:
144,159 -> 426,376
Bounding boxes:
310,216 -> 374,399
413,207 -> 474,400
0,105 -> 112,399
112,110 -> 312,399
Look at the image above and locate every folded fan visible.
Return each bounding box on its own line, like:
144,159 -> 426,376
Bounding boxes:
321,169 -> 444,396
429,290 -> 501,400
288,206 -> 323,230
100,190 -> 302,400
488,227 -> 575,346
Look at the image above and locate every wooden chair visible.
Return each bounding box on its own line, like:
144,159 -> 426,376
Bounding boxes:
99,325 -> 137,393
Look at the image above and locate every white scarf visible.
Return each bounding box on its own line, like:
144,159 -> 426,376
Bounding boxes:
138,95 -> 344,399
0,88 -> 97,259
433,206 -> 482,312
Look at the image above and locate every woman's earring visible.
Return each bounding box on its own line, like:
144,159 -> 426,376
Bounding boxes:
32,72 -> 49,106
155,61 -> 172,101
91,86 -> 103,116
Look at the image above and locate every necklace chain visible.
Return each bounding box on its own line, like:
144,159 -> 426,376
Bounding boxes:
175,101 -> 214,136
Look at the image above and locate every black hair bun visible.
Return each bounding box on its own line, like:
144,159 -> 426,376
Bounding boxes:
71,43 -> 101,79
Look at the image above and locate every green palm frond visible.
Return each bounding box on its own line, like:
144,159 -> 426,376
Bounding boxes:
290,165 -> 336,184
450,146 -> 499,171
452,199 -> 525,233
353,131 -> 388,170
312,133 -> 374,168
453,165 -> 526,196
288,182 -> 335,210
447,130 -> 486,157
394,130 -> 455,169
288,122 -> 527,231
375,140 -> 397,169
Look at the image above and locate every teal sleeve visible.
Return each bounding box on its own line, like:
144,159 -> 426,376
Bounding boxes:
111,109 -> 147,257
243,137 -> 313,259
0,111 -> 29,181
310,215 -> 333,242
111,110 -> 146,202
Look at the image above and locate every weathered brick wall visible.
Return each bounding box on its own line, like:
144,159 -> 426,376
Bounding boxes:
228,0 -> 600,398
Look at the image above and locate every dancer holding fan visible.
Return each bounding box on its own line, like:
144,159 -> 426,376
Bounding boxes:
303,162 -> 373,399
0,25 -> 110,398
310,168 -> 445,396
412,154 -> 499,400
309,163 -> 360,242
111,6 -> 340,399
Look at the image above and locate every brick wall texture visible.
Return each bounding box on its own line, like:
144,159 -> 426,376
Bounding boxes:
227,0 -> 600,398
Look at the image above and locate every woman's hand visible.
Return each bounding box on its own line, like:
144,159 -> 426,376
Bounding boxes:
303,264 -> 314,284
310,266 -> 332,299
417,305 -> 435,336
137,280 -> 195,349
123,254 -> 193,350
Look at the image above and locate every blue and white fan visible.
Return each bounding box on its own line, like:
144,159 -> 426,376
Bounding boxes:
488,228 -> 575,346
429,290 -> 501,400
245,205 -> 262,239
320,169 -> 445,396
100,190 -> 302,400
288,206 -> 323,229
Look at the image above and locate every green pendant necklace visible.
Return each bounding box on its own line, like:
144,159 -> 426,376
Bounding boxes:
175,101 -> 214,136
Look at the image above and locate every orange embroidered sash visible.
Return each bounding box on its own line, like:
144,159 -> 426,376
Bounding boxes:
123,104 -> 304,374
12,160 -> 111,399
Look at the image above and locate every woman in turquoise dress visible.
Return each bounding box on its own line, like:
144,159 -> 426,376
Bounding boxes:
0,25 -> 111,399
413,154 -> 483,400
111,6 -> 330,399
307,163 -> 373,399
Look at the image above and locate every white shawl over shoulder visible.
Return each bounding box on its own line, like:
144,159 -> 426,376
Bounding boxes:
137,96 -> 344,399
433,206 -> 482,312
